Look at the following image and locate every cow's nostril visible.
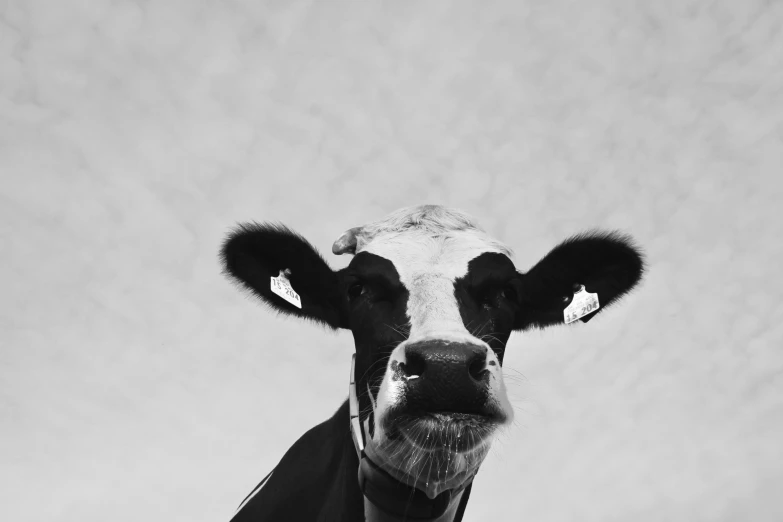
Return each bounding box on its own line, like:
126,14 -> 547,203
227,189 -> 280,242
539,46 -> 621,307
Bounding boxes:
403,351 -> 426,378
468,356 -> 488,382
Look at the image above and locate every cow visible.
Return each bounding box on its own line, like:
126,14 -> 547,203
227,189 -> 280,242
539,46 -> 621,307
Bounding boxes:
221,205 -> 644,522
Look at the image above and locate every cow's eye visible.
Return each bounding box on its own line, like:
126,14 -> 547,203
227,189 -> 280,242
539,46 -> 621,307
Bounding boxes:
500,285 -> 518,303
348,283 -> 365,300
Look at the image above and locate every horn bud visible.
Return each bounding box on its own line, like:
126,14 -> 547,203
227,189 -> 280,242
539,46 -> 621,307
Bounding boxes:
332,227 -> 363,255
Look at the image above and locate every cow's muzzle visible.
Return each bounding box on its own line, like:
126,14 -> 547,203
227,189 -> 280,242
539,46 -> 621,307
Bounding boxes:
400,340 -> 499,415
383,340 -> 506,451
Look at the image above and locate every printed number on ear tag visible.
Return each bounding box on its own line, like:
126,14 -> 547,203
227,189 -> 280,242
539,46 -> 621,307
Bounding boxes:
564,285 -> 599,324
270,270 -> 302,309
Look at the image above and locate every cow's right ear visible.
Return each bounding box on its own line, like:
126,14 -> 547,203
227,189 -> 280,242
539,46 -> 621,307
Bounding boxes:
220,223 -> 347,329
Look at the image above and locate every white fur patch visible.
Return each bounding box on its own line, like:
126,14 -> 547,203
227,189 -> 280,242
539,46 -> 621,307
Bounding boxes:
333,205 -> 513,258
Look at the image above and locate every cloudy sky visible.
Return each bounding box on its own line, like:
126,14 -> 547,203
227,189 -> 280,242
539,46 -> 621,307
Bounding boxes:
1,1 -> 781,521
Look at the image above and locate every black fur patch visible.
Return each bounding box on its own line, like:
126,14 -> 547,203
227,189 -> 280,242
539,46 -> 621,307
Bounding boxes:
517,230 -> 645,329
453,252 -> 521,364
220,223 -> 346,328
343,253 -> 411,430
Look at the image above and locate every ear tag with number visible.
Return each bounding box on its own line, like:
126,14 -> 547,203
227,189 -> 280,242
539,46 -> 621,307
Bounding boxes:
564,285 -> 599,324
270,269 -> 302,309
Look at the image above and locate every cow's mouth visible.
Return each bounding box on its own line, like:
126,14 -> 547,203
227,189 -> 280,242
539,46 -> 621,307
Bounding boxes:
367,408 -> 501,498
385,409 -> 503,453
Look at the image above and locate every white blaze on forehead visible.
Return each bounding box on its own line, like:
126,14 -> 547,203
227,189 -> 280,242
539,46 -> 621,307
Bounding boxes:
361,229 -> 510,338
333,205 -> 513,258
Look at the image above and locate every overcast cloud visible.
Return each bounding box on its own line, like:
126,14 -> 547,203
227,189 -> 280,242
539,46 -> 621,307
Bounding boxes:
1,1 -> 781,521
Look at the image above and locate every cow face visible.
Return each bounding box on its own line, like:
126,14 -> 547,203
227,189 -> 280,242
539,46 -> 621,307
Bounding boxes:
221,206 -> 644,499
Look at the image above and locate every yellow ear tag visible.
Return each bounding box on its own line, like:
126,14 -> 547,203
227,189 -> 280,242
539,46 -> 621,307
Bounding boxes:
564,285 -> 599,324
270,269 -> 302,309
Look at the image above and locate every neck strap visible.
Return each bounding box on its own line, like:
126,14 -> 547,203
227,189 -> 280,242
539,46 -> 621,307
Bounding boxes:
348,354 -> 366,456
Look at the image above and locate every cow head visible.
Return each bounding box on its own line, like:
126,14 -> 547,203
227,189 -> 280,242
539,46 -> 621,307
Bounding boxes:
221,205 -> 644,499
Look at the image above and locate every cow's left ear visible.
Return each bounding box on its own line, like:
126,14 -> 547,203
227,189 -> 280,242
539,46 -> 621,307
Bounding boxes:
220,222 -> 347,329
516,231 -> 645,329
